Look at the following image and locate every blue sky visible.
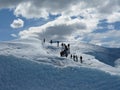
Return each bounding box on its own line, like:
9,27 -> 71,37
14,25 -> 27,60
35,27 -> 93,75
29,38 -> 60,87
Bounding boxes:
0,9 -> 15,41
0,0 -> 120,47
0,8 -> 61,41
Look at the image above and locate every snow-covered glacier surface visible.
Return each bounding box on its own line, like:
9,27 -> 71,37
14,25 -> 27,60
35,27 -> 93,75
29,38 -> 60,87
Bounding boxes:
0,38 -> 120,90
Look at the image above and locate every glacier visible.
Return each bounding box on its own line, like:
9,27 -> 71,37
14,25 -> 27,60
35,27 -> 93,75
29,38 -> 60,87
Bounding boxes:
0,38 -> 120,90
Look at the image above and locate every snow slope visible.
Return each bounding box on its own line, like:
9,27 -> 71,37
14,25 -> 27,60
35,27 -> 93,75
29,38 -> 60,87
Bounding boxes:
0,38 -> 120,90
0,55 -> 120,90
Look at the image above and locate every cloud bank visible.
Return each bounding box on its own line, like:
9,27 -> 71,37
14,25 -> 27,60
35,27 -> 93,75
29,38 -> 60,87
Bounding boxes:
1,0 -> 120,47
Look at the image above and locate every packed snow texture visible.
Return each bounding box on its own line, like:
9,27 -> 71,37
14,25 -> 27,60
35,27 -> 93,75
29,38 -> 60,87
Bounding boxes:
0,38 -> 120,90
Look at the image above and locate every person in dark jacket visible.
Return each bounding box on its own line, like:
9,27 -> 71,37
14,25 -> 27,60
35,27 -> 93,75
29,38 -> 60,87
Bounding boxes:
64,44 -> 68,50
67,44 -> 70,54
76,55 -> 78,62
43,38 -> 45,43
57,41 -> 59,47
70,54 -> 72,59
50,40 -> 53,45
73,55 -> 76,61
80,56 -> 83,63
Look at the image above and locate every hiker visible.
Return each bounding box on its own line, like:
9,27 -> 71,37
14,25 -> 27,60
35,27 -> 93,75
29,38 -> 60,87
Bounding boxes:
80,56 -> 83,63
73,55 -> 76,61
50,40 -> 53,45
57,41 -> 59,47
60,43 -> 65,57
67,44 -> 70,54
64,44 -> 67,57
43,38 -> 45,43
61,43 -> 65,51
76,55 -> 78,62
70,54 -> 72,59
64,44 -> 68,51
64,44 -> 68,57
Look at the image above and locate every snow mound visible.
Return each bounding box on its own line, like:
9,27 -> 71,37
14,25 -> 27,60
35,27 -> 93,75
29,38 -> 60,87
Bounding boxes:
0,38 -> 48,59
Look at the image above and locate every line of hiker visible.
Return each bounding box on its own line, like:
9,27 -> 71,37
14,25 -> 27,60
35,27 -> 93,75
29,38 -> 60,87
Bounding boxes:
43,38 -> 83,63
43,38 -> 60,47
70,54 -> 83,63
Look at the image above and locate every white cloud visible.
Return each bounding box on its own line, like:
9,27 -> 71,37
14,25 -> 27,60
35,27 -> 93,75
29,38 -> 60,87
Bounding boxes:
18,15 -> 101,47
14,0 -> 78,19
79,30 -> 120,47
13,0 -> 120,19
14,2 -> 49,19
97,0 -> 119,14
10,18 -> 24,29
11,34 -> 17,37
19,16 -> 87,41
107,12 -> 120,23
0,0 -> 120,20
